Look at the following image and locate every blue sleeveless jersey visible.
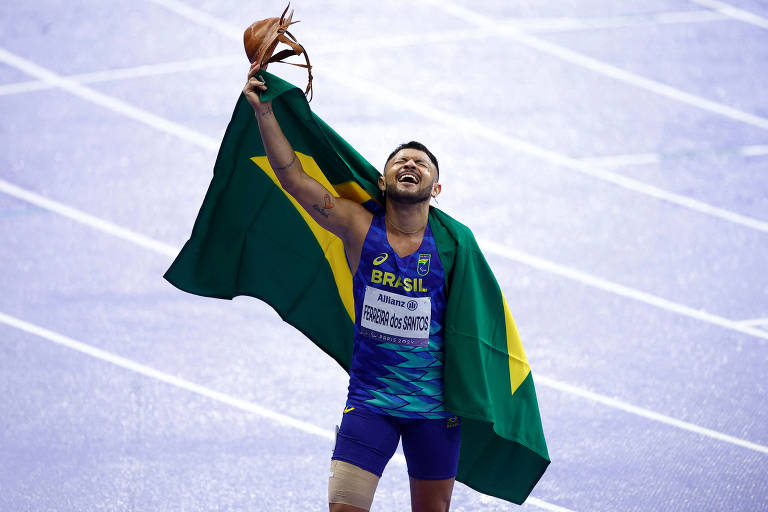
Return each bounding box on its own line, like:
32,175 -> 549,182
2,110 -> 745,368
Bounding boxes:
346,211 -> 450,419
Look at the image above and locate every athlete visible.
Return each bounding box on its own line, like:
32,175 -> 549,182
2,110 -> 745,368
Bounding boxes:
244,61 -> 459,512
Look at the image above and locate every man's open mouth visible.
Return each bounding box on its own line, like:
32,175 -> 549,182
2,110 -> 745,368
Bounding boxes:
397,171 -> 420,184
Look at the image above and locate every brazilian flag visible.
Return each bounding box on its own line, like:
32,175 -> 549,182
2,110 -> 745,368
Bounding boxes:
164,70 -> 550,504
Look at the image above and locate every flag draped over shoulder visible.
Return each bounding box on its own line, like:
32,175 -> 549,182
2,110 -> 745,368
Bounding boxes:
164,70 -> 550,504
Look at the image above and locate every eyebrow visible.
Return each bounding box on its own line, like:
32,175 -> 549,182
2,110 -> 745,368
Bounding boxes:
395,157 -> 429,164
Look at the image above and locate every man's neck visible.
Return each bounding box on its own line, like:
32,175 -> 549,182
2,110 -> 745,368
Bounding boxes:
384,199 -> 430,235
383,200 -> 429,258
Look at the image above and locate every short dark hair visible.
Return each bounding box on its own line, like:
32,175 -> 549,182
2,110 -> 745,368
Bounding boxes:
385,141 -> 439,179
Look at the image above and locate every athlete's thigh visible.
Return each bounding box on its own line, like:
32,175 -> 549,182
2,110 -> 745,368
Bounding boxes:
332,407 -> 401,476
329,408 -> 401,511
329,460 -> 380,512
400,416 -> 461,480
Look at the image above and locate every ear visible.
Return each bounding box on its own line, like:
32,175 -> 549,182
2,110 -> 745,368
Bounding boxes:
377,175 -> 386,193
431,182 -> 442,198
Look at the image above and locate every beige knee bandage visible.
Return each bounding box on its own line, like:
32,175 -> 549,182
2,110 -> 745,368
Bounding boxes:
328,459 -> 380,511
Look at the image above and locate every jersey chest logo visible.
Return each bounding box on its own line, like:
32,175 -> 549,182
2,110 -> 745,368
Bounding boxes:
417,253 -> 431,276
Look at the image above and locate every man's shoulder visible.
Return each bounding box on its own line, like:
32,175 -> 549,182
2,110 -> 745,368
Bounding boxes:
429,206 -> 477,244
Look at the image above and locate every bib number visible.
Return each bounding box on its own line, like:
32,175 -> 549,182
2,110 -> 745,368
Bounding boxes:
360,286 -> 431,346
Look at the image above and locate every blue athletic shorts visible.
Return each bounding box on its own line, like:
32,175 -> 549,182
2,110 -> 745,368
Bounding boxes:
331,406 -> 461,480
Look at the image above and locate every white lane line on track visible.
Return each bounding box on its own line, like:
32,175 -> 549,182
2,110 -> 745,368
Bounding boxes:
148,0 -> 241,39
738,318 -> 768,327
422,0 -> 768,131
4,173 -> 768,343
135,2 -> 768,233
3,11 -> 720,97
4,181 -> 768,460
150,0 -> 727,37
0,48 -> 219,153
3,309 -> 768,465
152,0 -> 767,132
690,0 -> 768,30
0,311 -> 334,439
0,179 -> 178,258
478,240 -> 768,342
579,152 -> 662,168
9,10 -> 724,98
535,374 -> 768,455
3,28 -> 766,236
0,56 -> 243,96
325,71 -> 768,234
0,78 -> 55,96
578,144 -> 768,168
741,144 -> 768,156
0,311 -> 571,512
496,10 -> 729,32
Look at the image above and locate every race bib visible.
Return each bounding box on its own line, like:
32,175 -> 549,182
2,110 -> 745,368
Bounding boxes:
360,286 -> 431,346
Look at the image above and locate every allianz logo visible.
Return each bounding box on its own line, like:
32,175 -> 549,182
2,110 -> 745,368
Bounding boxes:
377,294 -> 419,311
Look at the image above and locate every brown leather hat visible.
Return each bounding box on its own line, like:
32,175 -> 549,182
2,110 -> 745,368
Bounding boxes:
243,4 -> 313,100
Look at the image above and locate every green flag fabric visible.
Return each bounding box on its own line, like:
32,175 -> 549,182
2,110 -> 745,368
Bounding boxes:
164,70 -> 550,504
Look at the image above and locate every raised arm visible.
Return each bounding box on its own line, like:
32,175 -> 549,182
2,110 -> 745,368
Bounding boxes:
243,62 -> 372,271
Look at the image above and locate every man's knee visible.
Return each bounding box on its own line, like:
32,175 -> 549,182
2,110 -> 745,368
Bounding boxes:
328,459 -> 380,512
409,477 -> 455,512
410,496 -> 452,512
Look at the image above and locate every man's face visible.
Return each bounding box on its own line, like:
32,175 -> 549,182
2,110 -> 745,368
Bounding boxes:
379,149 -> 440,205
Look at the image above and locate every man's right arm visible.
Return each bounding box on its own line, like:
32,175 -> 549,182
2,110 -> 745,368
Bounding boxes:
243,63 -> 372,269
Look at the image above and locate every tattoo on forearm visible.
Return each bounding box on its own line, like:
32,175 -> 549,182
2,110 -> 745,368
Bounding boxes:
257,107 -> 273,118
312,194 -> 335,218
273,153 -> 297,172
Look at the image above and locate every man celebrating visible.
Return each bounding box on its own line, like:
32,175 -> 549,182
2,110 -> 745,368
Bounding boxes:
167,57 -> 548,510
245,60 -> 459,512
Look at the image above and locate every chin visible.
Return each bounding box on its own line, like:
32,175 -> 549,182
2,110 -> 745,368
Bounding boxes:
386,186 -> 432,205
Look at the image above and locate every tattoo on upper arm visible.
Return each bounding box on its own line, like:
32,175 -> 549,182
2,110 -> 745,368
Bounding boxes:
312,193 -> 335,219
273,153 -> 297,172
312,203 -> 329,218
